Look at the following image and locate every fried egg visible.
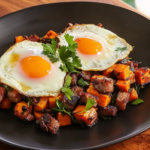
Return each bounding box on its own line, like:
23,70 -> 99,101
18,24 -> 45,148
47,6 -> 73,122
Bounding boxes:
58,24 -> 133,71
0,40 -> 66,97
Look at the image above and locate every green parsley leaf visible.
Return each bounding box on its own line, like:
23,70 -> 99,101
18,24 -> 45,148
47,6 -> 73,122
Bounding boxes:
51,99 -> 78,124
61,87 -> 73,100
58,34 -> 82,73
42,39 -> 59,63
48,54 -> 59,63
80,98 -> 96,113
59,64 -> 68,72
99,115 -> 111,120
127,58 -> 132,60
64,74 -> 72,88
27,97 -> 31,107
78,78 -> 90,87
64,34 -> 76,45
3,85 -> 11,92
134,83 -> 140,94
115,47 -> 127,51
111,92 -> 117,104
133,46 -> 135,48
131,98 -> 144,105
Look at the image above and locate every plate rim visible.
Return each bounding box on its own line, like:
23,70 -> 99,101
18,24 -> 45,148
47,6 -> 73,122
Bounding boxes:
0,2 -> 150,150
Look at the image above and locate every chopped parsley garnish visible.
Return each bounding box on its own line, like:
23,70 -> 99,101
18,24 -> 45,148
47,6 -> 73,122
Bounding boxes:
127,58 -> 132,60
80,98 -> 96,113
42,39 -> 59,63
61,74 -> 73,100
110,92 -> 117,104
131,98 -> 144,105
3,85 -> 11,92
52,99 -> 78,124
115,47 -> 127,52
99,115 -> 111,120
58,34 -> 82,73
134,83 -> 141,94
27,97 -> 31,107
78,78 -> 90,87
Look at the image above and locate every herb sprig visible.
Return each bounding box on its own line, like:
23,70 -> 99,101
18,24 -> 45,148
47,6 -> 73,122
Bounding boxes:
115,47 -> 127,52
79,98 -> 96,113
42,39 -> 59,63
61,74 -> 73,100
78,78 -> 90,87
131,98 -> 144,105
58,34 -> 82,73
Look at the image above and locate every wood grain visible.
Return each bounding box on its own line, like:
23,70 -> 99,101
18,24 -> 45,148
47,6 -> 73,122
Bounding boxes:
0,1 -> 149,150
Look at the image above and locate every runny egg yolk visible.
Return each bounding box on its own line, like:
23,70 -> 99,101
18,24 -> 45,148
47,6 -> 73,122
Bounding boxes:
75,38 -> 102,55
21,56 -> 51,78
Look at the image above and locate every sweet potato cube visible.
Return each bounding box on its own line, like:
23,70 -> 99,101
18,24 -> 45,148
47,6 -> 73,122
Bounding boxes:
91,75 -> 104,82
135,68 -> 150,85
116,80 -> 130,92
43,30 -> 58,39
129,70 -> 136,84
129,88 -> 138,102
115,92 -> 130,111
57,112 -> 71,126
34,110 -> 44,120
0,97 -> 12,109
114,64 -> 129,80
102,64 -> 117,77
73,105 -> 98,127
15,36 -> 24,43
98,94 -> 111,107
48,96 -> 56,108
14,101 -> 32,120
87,83 -> 111,107
34,97 -> 48,111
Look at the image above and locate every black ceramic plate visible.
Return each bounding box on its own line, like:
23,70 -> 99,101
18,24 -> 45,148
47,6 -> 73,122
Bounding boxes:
0,2 -> 150,150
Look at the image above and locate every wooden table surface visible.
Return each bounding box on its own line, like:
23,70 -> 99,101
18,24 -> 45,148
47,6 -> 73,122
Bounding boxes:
0,0 -> 150,150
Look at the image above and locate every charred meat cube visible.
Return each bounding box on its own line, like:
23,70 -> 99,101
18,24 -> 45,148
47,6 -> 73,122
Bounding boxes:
98,105 -> 118,116
7,89 -> 22,103
80,93 -> 98,107
115,92 -> 130,111
71,86 -> 84,97
70,73 -> 78,85
130,62 -> 135,73
63,95 -> 80,110
25,113 -> 34,121
80,71 -> 92,81
117,58 -> 128,64
73,105 -> 98,127
36,113 -> 60,134
28,34 -> 40,42
0,87 -> 5,102
93,77 -> 114,93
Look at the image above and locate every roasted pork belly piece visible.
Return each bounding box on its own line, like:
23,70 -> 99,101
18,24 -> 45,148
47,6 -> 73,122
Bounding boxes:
7,89 -> 22,103
36,113 -> 60,134
70,73 -> 79,85
98,105 -> 118,116
115,92 -> 130,111
80,93 -> 98,107
80,71 -> 92,81
93,77 -> 114,93
71,86 -> 84,97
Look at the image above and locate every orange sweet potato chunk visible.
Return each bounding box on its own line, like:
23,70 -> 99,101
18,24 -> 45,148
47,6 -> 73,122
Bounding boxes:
114,64 -> 130,80
0,97 -> 11,109
73,105 -> 97,127
129,88 -> 138,102
14,101 -> 32,120
87,83 -> 111,107
135,68 -> 150,85
57,112 -> 71,126
102,64 -> 117,78
116,80 -> 130,92
15,36 -> 25,43
34,97 -> 48,111
129,70 -> 136,84
43,30 -> 58,39
34,110 -> 44,120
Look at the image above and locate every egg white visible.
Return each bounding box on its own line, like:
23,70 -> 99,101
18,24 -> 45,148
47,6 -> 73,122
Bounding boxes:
0,40 -> 66,97
58,24 -> 133,71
